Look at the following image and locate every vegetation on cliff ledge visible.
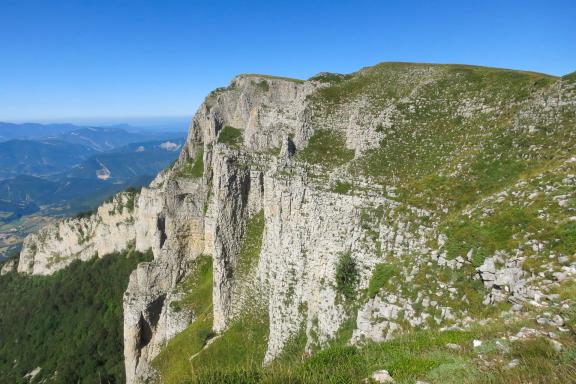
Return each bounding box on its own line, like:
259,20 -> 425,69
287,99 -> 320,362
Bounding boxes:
296,129 -> 355,169
176,148 -> 204,178
218,126 -> 244,147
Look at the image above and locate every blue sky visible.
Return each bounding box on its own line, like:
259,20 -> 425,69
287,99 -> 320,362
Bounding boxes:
1,0 -> 574,123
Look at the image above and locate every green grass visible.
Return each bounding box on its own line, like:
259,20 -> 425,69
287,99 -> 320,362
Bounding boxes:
157,316 -> 576,384
332,181 -> 352,194
308,72 -> 353,83
476,337 -> 576,384
296,129 -> 355,169
303,62 -> 571,215
255,80 -> 270,92
563,71 -> 576,81
239,73 -> 305,84
236,210 -> 265,278
155,258 -> 269,384
174,255 -> 213,314
191,311 -> 270,374
218,126 -> 244,147
176,148 -> 204,178
157,309 -> 269,384
439,159 -> 576,269
153,255 -> 214,384
335,252 -> 359,301
154,315 -> 214,384
124,188 -> 138,212
367,263 -> 398,298
442,206 -> 533,265
189,148 -> 205,177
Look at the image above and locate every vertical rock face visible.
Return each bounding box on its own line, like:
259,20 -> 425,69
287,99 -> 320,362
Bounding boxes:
124,169 -> 211,382
257,174 -> 432,361
17,64 -> 576,383
123,256 -> 193,383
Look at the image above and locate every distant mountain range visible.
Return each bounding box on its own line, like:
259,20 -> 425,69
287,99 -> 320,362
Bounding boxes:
0,174 -> 153,213
0,123 -> 186,179
0,127 -> 186,210
0,140 -> 97,179
65,138 -> 183,182
0,122 -> 187,144
55,126 -> 181,151
0,122 -> 187,258
0,122 -> 80,141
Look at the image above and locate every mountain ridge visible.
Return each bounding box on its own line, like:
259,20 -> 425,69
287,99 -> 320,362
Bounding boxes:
4,62 -> 576,383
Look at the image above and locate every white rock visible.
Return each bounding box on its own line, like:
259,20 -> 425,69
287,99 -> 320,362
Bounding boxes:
549,339 -> 563,352
506,358 -> 520,369
369,369 -> 395,383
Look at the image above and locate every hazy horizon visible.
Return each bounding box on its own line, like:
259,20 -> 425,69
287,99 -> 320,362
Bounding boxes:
1,116 -> 191,132
1,0 -> 574,121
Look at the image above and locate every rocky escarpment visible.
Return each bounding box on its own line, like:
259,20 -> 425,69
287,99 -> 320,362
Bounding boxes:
17,63 -> 576,383
18,192 -> 139,275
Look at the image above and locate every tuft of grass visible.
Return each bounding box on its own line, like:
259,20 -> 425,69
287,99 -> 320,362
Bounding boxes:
189,148 -> 205,177
441,205 -> 532,265
479,337 -> 576,384
177,255 -> 213,315
236,210 -> 265,278
332,181 -> 352,194
255,80 -> 270,92
553,221 -> 576,255
176,148 -> 205,178
294,345 -> 366,383
335,252 -> 359,301
425,354 -> 478,384
367,263 -> 398,298
218,126 -> 243,147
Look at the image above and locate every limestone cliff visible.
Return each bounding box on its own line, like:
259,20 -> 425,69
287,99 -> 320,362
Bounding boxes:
18,192 -> 138,275
17,63 -> 576,383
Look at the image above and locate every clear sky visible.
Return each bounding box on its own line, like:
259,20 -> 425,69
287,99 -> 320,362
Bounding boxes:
1,0 -> 574,122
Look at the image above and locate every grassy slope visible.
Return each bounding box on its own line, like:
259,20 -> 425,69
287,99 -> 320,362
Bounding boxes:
307,61 -> 576,271
308,63 -> 567,202
154,273 -> 576,384
0,249 -> 152,384
152,255 -> 214,384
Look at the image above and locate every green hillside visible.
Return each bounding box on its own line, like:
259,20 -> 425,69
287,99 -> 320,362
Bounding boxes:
0,249 -> 152,384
